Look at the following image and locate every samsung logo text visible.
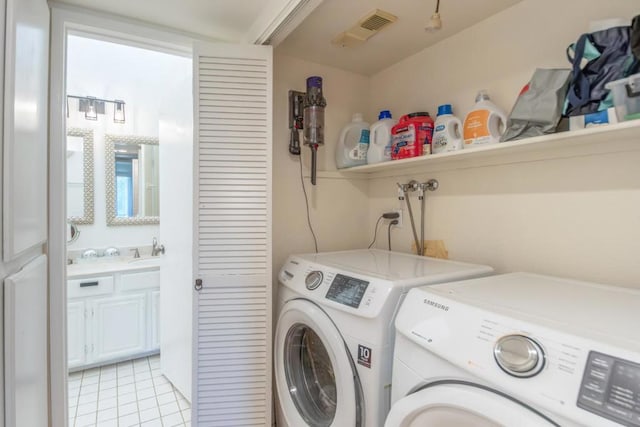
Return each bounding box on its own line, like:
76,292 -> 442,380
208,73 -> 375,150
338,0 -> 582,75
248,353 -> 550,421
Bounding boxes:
423,299 -> 449,311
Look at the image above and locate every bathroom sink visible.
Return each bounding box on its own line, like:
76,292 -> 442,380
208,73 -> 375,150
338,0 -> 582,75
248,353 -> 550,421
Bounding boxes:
127,257 -> 161,267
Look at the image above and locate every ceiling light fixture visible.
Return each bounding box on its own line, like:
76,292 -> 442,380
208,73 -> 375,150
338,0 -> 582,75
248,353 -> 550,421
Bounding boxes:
425,0 -> 442,32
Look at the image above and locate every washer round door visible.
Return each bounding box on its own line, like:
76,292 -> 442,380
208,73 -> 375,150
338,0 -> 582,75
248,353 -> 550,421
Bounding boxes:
384,381 -> 559,427
275,299 -> 362,427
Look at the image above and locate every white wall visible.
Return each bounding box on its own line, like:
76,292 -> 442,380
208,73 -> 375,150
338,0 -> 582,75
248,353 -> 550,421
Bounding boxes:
272,53 -> 372,282
66,35 -> 191,252
366,0 -> 640,288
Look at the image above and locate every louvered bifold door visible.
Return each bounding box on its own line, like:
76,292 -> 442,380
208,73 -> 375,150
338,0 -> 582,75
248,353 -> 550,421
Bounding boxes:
192,42 -> 273,426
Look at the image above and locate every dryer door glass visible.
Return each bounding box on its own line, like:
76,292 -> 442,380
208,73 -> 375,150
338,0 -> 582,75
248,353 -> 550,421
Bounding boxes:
385,382 -> 558,427
284,323 -> 336,426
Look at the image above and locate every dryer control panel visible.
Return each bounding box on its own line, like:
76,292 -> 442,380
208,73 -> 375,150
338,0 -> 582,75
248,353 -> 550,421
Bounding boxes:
577,351 -> 640,426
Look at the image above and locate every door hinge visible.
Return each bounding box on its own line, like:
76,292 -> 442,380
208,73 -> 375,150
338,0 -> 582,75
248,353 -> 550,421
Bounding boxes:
195,278 -> 203,291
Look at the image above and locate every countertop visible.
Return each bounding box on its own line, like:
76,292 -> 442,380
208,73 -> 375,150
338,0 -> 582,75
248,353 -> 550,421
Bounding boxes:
67,257 -> 160,279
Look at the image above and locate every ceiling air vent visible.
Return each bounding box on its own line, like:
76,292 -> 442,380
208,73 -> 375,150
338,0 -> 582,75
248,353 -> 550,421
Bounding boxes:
332,9 -> 397,48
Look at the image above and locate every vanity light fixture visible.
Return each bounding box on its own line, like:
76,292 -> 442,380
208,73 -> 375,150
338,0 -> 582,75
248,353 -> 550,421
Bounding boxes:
68,95 -> 126,124
425,0 -> 442,32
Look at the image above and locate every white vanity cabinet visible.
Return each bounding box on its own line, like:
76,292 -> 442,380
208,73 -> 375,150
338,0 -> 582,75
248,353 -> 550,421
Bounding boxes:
67,300 -> 87,368
67,267 -> 160,370
92,293 -> 147,362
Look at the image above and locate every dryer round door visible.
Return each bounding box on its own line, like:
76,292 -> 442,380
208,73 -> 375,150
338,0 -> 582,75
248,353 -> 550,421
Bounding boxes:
384,381 -> 559,427
275,299 -> 362,427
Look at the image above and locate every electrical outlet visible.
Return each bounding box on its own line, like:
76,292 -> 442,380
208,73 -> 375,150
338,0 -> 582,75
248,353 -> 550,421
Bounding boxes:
393,209 -> 403,228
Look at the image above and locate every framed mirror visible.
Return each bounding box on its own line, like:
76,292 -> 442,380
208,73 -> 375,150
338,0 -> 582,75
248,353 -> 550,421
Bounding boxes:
105,134 -> 160,226
67,128 -> 94,224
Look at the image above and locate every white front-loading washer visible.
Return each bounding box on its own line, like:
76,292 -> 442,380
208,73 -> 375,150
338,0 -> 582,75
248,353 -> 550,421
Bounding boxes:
274,249 -> 493,427
385,272 -> 640,427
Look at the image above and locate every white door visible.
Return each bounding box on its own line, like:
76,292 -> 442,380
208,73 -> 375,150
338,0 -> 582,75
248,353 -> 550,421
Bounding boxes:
274,300 -> 362,427
158,75 -> 194,401
192,42 -> 273,426
4,255 -> 49,427
384,382 -> 558,427
67,300 -> 86,369
92,294 -> 147,362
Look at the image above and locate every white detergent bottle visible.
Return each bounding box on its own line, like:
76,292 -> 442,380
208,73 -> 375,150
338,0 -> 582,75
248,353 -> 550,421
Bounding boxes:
336,113 -> 370,169
367,110 -> 396,164
432,104 -> 463,154
463,90 -> 507,147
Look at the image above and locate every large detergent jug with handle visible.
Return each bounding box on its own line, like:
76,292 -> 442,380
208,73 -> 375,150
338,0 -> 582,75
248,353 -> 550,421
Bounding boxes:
367,110 -> 396,164
432,104 -> 463,154
336,113 -> 370,169
391,112 -> 434,159
463,90 -> 507,147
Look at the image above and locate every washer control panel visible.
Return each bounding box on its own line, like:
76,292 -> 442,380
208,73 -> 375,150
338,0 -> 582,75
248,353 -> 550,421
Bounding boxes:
577,351 -> 640,426
278,256 -> 389,317
325,274 -> 370,308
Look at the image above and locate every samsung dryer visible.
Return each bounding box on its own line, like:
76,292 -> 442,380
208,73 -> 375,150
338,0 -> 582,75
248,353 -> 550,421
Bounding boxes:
386,272 -> 640,427
274,249 -> 493,427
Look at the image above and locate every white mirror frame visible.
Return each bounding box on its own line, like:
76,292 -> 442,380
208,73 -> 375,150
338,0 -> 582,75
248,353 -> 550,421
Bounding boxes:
105,134 -> 160,226
67,128 -> 94,224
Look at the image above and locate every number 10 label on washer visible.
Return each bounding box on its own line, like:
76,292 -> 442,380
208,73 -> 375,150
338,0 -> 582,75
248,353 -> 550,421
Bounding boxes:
358,345 -> 372,368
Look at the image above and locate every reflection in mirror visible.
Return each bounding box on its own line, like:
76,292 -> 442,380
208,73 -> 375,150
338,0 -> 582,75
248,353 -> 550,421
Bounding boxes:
67,221 -> 80,244
105,134 -> 159,226
67,128 -> 94,224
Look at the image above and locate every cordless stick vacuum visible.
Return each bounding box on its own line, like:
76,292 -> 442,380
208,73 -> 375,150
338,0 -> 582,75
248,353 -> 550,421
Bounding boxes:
303,76 -> 326,186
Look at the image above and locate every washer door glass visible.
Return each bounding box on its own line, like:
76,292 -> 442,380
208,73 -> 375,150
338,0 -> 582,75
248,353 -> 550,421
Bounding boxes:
284,323 -> 337,426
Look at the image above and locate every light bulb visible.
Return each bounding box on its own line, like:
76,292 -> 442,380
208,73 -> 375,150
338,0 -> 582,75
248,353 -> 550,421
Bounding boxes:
425,12 -> 442,32
85,98 -> 98,120
114,100 -> 125,124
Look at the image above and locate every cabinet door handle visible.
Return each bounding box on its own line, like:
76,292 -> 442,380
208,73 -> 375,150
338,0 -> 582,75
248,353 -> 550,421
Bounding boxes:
80,281 -> 99,288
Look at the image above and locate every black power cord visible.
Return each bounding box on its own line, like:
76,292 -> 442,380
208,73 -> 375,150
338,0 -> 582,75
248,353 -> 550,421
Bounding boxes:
298,153 -> 318,253
369,212 -> 400,250
368,216 -> 383,249
388,220 -> 399,250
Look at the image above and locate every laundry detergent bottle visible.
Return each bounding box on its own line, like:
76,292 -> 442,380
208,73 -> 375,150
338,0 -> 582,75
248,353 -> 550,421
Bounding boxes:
367,110 -> 396,164
432,104 -> 463,154
336,113 -> 370,168
463,90 -> 507,147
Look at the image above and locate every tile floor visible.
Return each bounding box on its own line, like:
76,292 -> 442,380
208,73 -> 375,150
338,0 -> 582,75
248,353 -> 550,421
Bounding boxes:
68,355 -> 191,427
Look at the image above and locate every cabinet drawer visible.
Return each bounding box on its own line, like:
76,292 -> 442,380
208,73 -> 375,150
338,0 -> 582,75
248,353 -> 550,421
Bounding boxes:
68,276 -> 114,299
120,270 -> 160,291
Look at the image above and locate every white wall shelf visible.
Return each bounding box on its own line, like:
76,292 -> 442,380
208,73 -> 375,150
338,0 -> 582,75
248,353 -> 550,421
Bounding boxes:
318,120 -> 640,179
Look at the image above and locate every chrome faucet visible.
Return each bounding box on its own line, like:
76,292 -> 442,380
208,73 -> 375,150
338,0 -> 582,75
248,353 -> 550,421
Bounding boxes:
152,237 -> 165,256
130,248 -> 140,259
